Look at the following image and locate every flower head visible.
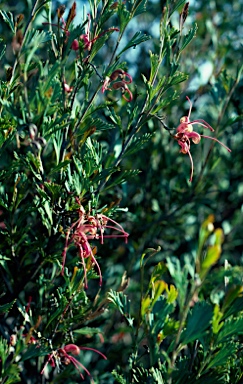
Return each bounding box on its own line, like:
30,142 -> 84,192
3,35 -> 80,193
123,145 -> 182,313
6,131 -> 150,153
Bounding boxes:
72,14 -> 119,52
63,80 -> 73,93
102,68 -> 133,102
174,96 -> 231,182
41,343 -> 106,379
61,199 -> 129,288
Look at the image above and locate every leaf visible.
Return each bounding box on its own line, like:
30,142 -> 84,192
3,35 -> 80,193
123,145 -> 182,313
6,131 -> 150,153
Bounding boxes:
0,299 -> 16,314
118,8 -> 131,33
167,72 -> 189,87
217,317 -> 243,343
200,245 -> 221,278
150,367 -> 165,384
45,296 -> 68,329
73,327 -> 102,335
152,296 -> 175,336
24,30 -> 53,71
166,284 -> 178,304
221,285 -> 243,314
0,38 -> 6,61
124,133 -> 154,156
180,23 -> 198,52
212,304 -> 224,334
118,31 -> 150,57
112,370 -> 126,384
0,336 -> 8,366
150,281 -> 168,310
205,342 -> 237,370
0,10 -> 15,33
151,92 -> 179,114
48,160 -> 71,175
103,169 -> 141,191
79,117 -> 115,133
198,215 -> 215,255
148,51 -> 160,84
134,0 -> 147,16
108,290 -> 134,326
180,302 -> 213,345
141,296 -> 152,316
3,364 -> 21,384
223,296 -> 243,320
169,0 -> 186,17
43,182 -> 62,200
89,29 -> 118,61
20,345 -> 51,362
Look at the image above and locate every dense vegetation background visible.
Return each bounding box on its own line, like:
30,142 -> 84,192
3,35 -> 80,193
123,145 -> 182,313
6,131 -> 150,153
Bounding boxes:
0,0 -> 243,383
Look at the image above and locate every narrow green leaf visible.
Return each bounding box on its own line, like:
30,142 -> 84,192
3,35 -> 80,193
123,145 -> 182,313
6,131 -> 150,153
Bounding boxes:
103,169 -> 140,191
201,245 -> 221,275
217,317 -> 243,343
73,327 -> 102,335
124,133 -> 154,156
151,280 -> 167,308
180,23 -> 198,52
206,342 -> 237,370
20,345 -> 51,362
0,38 -> 6,61
167,72 -> 189,87
118,31 -> 150,57
118,8 -> 131,33
134,0 -> 147,16
212,304 -> 224,334
112,370 -> 126,384
89,29 -> 118,61
48,160 -> 71,175
148,51 -> 160,84
0,299 -> 16,314
169,0 -> 186,17
0,10 -> 15,33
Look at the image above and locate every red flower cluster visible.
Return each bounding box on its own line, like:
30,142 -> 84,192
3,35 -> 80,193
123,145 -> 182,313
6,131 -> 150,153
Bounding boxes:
102,68 -> 133,102
71,13 -> 119,52
61,199 -> 129,288
41,343 -> 106,379
174,96 -> 231,182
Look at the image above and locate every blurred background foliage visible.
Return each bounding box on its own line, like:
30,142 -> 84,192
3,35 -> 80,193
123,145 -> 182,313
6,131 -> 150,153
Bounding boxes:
0,0 -> 243,383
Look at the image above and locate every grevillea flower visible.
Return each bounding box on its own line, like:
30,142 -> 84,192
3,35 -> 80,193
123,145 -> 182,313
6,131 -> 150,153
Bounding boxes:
63,80 -> 73,93
72,14 -> 119,51
174,96 -> 231,182
41,343 -> 106,379
61,199 -> 129,288
102,68 -> 133,102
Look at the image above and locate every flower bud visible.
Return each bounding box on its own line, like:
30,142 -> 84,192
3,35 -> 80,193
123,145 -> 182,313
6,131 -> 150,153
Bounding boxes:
64,344 -> 80,355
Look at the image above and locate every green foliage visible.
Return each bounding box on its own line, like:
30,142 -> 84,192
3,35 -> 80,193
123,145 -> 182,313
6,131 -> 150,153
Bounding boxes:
0,299 -> 16,314
0,0 -> 242,383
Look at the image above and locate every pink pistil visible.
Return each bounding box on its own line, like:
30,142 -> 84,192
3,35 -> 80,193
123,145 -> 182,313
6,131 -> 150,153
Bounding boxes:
174,96 -> 231,182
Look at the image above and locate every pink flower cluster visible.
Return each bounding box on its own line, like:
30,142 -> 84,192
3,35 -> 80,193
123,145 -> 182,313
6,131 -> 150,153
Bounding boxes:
41,343 -> 106,379
61,199 -> 129,288
71,14 -> 119,52
102,68 -> 133,102
174,96 -> 231,182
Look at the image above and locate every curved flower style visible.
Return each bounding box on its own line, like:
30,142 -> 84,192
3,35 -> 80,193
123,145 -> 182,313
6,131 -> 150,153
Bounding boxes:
174,96 -> 231,182
41,343 -> 107,379
61,199 -> 129,288
102,68 -> 133,102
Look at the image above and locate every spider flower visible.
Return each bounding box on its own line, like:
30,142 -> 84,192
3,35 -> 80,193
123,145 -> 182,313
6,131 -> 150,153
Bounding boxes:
72,14 -> 119,51
174,96 -> 231,182
41,343 -> 106,379
102,68 -> 133,102
61,202 -> 129,288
